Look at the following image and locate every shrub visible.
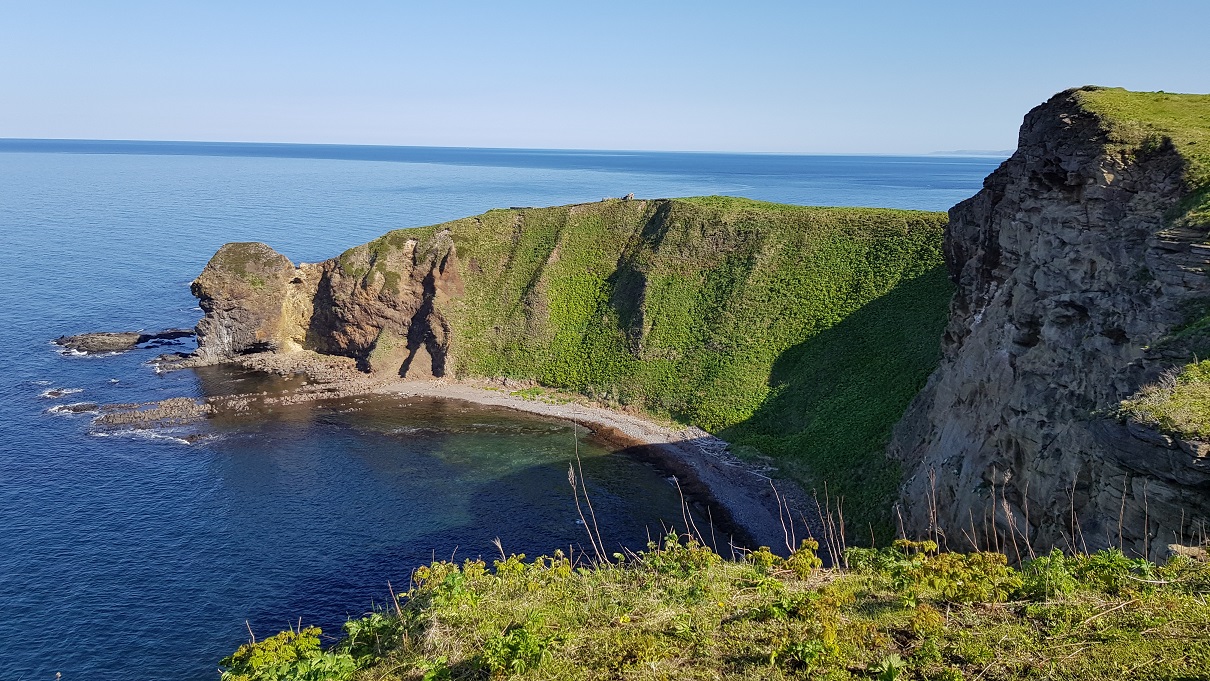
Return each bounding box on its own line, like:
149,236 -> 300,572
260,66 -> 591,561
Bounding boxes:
639,531 -> 721,577
785,539 -> 824,577
219,627 -> 355,681
1068,548 -> 1155,596
1019,549 -> 1078,600
479,621 -> 558,677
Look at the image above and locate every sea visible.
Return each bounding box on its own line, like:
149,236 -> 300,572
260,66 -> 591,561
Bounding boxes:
0,140 -> 1003,680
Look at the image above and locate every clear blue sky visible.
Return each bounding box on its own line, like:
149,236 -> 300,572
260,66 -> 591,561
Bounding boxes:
2,1 -> 1207,153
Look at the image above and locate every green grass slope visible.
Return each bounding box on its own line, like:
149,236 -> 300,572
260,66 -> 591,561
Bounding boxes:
347,197 -> 951,533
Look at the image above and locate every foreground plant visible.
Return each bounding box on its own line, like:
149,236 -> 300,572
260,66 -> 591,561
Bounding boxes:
221,534 -> 1210,680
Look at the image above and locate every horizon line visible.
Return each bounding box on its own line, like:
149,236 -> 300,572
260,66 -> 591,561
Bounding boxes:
0,136 -> 1014,160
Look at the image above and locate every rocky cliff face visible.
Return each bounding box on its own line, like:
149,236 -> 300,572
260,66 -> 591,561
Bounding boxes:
889,88 -> 1210,559
191,242 -> 310,362
191,234 -> 461,378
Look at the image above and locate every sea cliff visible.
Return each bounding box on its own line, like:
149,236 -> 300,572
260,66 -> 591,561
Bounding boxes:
889,87 -> 1210,560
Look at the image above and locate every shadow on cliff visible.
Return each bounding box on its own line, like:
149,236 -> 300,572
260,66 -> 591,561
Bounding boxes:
720,265 -> 954,541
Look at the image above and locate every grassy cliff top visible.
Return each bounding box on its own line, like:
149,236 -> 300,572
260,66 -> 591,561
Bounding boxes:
1080,89 -> 1210,433
219,536 -> 1210,681
1075,87 -> 1210,226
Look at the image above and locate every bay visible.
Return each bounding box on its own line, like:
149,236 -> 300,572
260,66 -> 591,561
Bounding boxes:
0,143 -> 1001,680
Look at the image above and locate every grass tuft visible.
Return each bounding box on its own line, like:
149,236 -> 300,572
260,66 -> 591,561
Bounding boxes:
1120,360 -> 1210,439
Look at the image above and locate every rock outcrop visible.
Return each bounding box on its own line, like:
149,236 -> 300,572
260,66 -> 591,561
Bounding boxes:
191,242 -> 318,362
190,237 -> 460,378
889,87 -> 1210,560
55,329 -> 194,354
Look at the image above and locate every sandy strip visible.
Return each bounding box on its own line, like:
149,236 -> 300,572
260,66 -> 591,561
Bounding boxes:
376,380 -> 818,553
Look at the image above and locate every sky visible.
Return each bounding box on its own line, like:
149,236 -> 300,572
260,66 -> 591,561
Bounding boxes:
1,1 -> 1207,154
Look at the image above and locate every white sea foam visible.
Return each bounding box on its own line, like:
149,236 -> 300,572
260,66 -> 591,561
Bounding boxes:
47,402 -> 99,416
90,428 -> 196,446
39,387 -> 83,398
390,425 -> 444,436
52,343 -> 119,358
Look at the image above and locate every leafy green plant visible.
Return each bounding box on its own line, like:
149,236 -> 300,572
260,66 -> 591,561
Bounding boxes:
342,611 -> 403,663
746,545 -> 782,575
909,603 -> 945,638
417,656 -> 451,681
639,531 -> 720,577
785,538 -> 824,577
914,551 -> 1023,604
219,627 -> 356,681
770,639 -> 828,671
1068,548 -> 1155,596
479,621 -> 558,677
872,653 -> 906,681
1019,549 -> 1078,600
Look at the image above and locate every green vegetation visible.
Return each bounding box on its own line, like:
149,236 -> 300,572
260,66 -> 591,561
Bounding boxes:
1120,360 -> 1210,439
221,627 -> 356,681
721,267 -> 952,525
222,535 -> 1210,680
1077,87 -> 1210,228
347,197 -> 951,534
211,242 -> 287,282
1082,89 -> 1210,438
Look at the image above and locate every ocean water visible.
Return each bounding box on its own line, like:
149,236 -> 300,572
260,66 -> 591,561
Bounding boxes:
0,142 -> 1002,680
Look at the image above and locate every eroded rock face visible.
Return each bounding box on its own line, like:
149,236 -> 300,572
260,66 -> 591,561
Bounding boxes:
888,89 -> 1210,559
190,243 -> 306,362
306,229 -> 462,378
189,233 -> 462,379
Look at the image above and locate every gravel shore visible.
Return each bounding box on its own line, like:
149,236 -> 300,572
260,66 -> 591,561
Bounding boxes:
377,380 -> 819,553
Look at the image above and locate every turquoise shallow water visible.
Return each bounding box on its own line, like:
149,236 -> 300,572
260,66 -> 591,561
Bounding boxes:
0,143 -> 1001,680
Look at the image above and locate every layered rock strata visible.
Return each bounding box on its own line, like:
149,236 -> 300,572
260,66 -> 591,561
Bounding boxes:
889,88 -> 1210,559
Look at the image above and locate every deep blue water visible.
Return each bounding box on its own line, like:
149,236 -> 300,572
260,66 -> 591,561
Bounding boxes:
0,142 -> 1002,680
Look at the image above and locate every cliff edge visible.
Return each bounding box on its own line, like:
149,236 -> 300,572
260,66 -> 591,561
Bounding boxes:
889,87 -> 1210,559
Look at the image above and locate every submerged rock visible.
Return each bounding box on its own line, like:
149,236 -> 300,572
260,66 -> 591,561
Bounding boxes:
48,402 -> 99,414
